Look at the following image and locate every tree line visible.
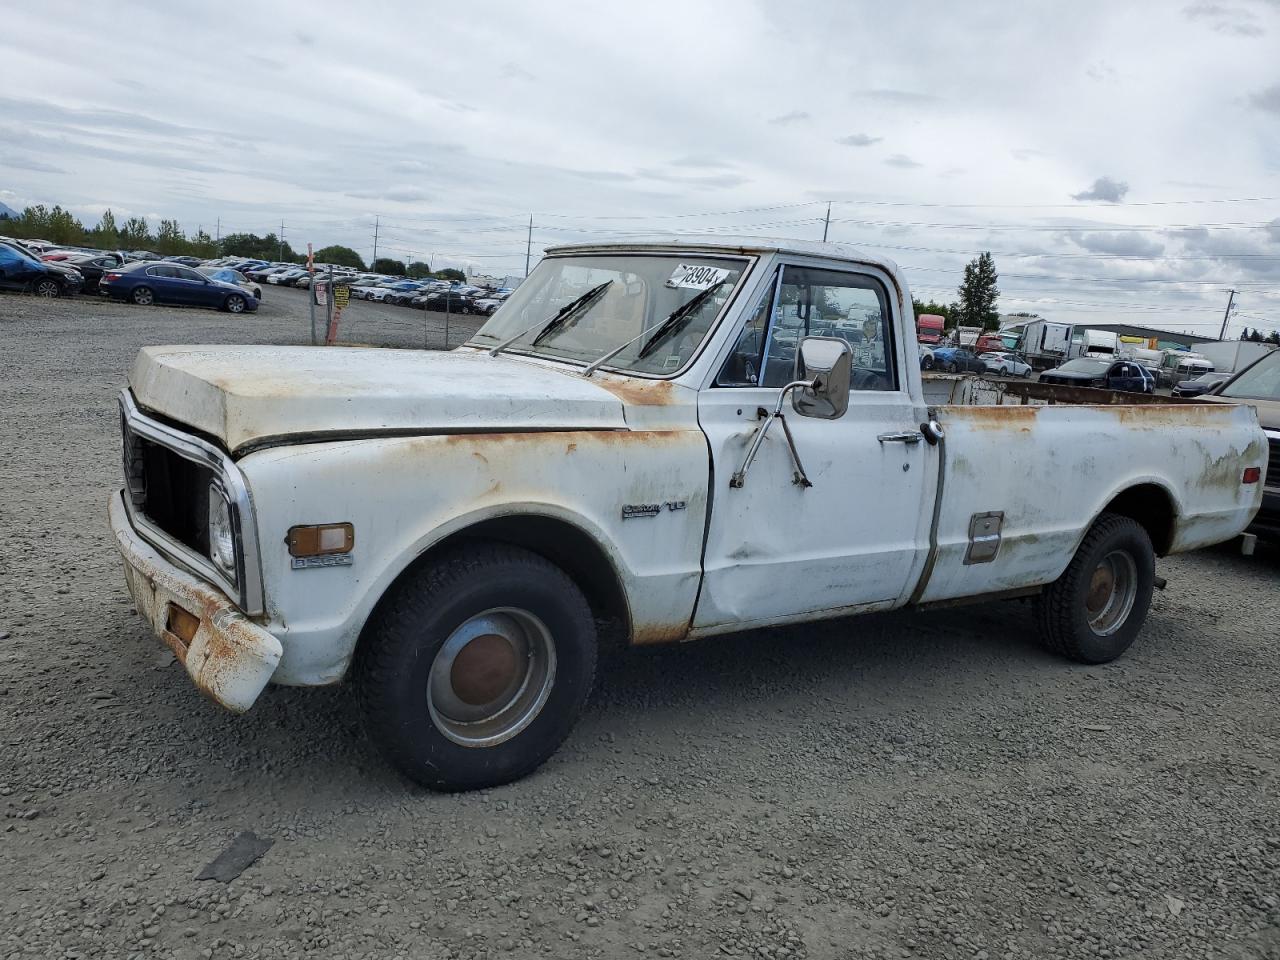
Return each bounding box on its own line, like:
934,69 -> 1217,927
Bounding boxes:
0,204 -> 466,281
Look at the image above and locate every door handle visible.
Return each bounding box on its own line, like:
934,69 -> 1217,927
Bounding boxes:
878,431 -> 924,445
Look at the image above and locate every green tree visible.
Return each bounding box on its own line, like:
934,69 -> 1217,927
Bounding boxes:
1267,330 -> 1280,345
436,267 -> 466,283
189,229 -> 217,259
154,219 -> 185,255
406,260 -> 433,279
13,204 -> 53,238
911,298 -> 955,325
46,206 -> 85,245
372,257 -> 407,276
119,217 -> 153,249
220,232 -> 300,261
314,245 -> 366,269
93,209 -> 119,248
954,252 -> 1000,330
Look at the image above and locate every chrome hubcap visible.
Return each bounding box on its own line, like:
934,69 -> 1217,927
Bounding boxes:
1085,550 -> 1137,636
427,608 -> 556,747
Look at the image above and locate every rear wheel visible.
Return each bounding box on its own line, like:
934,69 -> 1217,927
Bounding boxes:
224,294 -> 247,314
131,286 -> 154,306
356,543 -> 598,791
34,278 -> 61,298
1036,513 -> 1155,664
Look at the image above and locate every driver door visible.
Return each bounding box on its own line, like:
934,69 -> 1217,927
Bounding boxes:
693,260 -> 934,634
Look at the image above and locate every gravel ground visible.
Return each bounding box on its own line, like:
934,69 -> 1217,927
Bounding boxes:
1,290 -> 1278,960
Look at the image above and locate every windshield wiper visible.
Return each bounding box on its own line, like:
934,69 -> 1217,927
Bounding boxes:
487,280 -> 613,358
582,281 -> 726,377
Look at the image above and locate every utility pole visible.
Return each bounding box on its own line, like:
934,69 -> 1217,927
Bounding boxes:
372,216 -> 380,266
215,216 -> 220,247
822,202 -> 831,242
278,219 -> 285,262
1218,288 -> 1238,341
525,214 -> 533,277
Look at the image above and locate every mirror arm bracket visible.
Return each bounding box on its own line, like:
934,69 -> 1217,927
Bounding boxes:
729,379 -> 814,490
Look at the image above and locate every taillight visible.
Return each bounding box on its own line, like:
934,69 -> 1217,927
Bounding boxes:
103,272 -> 121,282
1243,467 -> 1261,484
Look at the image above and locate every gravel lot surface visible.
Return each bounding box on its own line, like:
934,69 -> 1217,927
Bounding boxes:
1,290 -> 1278,960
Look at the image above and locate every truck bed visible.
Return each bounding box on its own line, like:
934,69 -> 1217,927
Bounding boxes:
915,373 -> 1266,605
922,372 -> 1195,407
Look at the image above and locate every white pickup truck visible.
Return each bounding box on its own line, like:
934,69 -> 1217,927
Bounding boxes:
110,238 -> 1268,790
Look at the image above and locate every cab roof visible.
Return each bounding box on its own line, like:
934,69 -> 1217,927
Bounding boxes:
542,235 -> 901,275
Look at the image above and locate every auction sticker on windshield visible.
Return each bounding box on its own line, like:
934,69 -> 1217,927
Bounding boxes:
666,264 -> 732,290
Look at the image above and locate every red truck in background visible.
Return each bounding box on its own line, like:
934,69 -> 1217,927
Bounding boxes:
917,314 -> 945,345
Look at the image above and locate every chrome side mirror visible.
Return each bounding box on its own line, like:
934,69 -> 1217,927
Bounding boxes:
791,336 -> 852,419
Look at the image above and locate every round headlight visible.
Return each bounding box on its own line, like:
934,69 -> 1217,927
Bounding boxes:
208,483 -> 236,578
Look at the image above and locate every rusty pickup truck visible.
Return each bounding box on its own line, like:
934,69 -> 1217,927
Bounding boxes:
109,238 -> 1269,790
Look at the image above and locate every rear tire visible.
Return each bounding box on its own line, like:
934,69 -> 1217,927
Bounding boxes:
356,543 -> 598,791
1036,513 -> 1155,664
131,286 -> 154,306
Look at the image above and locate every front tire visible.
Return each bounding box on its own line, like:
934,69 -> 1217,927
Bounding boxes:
224,294 -> 247,314
944,361 -> 958,373
1036,513 -> 1155,664
356,543 -> 598,791
35,278 -> 61,298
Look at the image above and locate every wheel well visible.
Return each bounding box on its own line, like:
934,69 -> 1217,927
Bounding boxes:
377,515 -> 631,636
1101,484 -> 1176,555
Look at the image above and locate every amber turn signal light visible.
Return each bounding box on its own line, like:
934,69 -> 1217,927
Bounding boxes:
288,523 -> 355,557
1242,467 -> 1261,485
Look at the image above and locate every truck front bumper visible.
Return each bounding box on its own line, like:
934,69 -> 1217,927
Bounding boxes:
108,490 -> 281,712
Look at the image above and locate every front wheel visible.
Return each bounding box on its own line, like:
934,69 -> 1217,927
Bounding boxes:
944,361 -> 958,373
356,543 -> 598,791
224,294 -> 247,314
921,356 -> 935,371
1036,513 -> 1155,664
35,278 -> 61,298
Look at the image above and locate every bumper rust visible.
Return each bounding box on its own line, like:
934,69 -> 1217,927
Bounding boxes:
108,490 -> 281,712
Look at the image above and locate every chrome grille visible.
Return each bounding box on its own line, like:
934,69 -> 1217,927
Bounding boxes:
1268,437 -> 1280,488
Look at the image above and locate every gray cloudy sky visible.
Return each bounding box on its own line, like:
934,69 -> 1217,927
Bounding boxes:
2,0 -> 1279,334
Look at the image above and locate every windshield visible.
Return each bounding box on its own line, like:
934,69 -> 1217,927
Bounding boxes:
469,254 -> 747,374
1058,359 -> 1108,374
1218,350 -> 1280,401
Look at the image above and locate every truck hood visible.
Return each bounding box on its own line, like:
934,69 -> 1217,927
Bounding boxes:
129,345 -> 636,454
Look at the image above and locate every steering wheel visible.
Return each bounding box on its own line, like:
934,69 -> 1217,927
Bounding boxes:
851,368 -> 888,392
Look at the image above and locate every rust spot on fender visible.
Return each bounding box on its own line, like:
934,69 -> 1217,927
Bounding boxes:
592,376 -> 677,406
630,622 -> 691,645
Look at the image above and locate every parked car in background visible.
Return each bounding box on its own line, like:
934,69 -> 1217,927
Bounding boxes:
931,346 -> 986,374
1161,355 -> 1215,390
1204,348 -> 1279,540
100,261 -> 257,313
415,290 -> 475,312
198,267 -> 262,301
64,253 -> 126,294
979,351 -> 1032,378
1040,358 -> 1154,393
1171,372 -> 1232,398
0,241 -> 84,297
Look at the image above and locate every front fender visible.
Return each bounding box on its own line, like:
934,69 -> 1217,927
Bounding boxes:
239,429 -> 709,685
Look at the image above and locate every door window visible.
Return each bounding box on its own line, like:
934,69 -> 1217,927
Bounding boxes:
146,265 -> 176,278
174,267 -> 204,282
719,265 -> 896,391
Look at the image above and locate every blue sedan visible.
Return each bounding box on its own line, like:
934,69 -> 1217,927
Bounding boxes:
100,261 -> 258,313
